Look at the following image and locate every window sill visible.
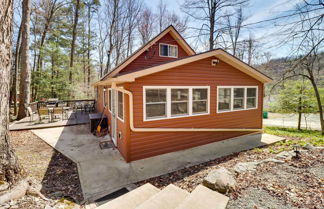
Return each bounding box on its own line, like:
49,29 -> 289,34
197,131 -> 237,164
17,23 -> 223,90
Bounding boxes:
144,112 -> 210,122
217,107 -> 258,114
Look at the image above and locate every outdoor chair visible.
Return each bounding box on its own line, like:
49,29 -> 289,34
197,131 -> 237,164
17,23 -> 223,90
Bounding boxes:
38,108 -> 50,122
26,106 -> 36,122
53,107 -> 64,121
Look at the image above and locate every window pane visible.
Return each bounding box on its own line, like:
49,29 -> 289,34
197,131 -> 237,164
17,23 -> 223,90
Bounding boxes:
193,89 -> 207,100
193,101 -> 207,113
118,91 -> 123,119
247,88 -> 256,97
171,102 -> 188,115
169,45 -> 177,57
234,88 -> 244,97
218,88 -> 231,111
146,89 -> 166,103
171,89 -> 188,101
160,44 -> 168,56
146,103 -> 166,118
233,98 -> 244,109
247,98 -> 256,108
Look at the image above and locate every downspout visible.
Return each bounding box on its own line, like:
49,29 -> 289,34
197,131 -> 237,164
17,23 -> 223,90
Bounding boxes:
111,83 -> 263,133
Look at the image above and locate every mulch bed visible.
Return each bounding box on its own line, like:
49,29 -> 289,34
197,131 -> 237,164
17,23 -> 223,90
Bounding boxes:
7,130 -> 84,209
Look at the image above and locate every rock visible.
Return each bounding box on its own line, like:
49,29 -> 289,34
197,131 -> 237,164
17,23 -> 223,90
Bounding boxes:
44,205 -> 54,209
0,182 -> 9,192
303,143 -> 315,150
260,158 -> 285,164
50,191 -> 63,198
9,201 -> 16,206
234,162 -> 259,174
202,167 -> 236,193
0,203 -> 10,209
10,206 -> 18,209
275,151 -> 295,160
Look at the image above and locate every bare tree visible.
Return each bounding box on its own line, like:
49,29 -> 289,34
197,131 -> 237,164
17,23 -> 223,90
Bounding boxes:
225,7 -> 244,56
182,0 -> 248,50
0,0 -> 22,188
69,0 -> 80,84
125,0 -> 142,56
17,0 -> 32,119
138,8 -> 154,45
157,0 -> 167,32
10,22 -> 22,116
273,0 -> 324,134
104,0 -> 119,74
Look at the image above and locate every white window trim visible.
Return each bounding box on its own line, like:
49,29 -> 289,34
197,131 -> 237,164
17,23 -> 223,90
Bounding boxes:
117,90 -> 124,122
108,88 -> 112,112
217,86 -> 258,113
143,86 -> 210,122
159,43 -> 178,58
103,88 -> 107,107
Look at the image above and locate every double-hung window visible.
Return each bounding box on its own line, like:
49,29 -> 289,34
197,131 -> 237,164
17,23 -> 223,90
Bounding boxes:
246,88 -> 257,109
217,88 -> 231,112
159,44 -> 178,58
217,86 -> 258,113
145,89 -> 167,119
144,86 -> 209,121
192,88 -> 208,114
233,88 -> 245,110
171,89 -> 189,116
117,91 -> 124,121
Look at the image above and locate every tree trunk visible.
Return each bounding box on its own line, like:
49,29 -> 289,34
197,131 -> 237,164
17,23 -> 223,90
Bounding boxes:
0,0 -> 22,185
87,4 -> 91,97
69,0 -> 80,84
17,0 -> 31,120
309,77 -> 324,135
10,22 -> 22,117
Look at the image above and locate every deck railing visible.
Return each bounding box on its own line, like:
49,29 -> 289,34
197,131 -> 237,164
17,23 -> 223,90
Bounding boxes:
36,99 -> 95,109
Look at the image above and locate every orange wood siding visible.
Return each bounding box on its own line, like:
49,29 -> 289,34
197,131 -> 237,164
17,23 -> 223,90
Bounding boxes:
96,85 -> 130,161
126,56 -> 264,161
118,32 -> 190,75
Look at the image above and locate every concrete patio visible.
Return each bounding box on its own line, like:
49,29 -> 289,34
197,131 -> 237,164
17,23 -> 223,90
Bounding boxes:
31,125 -> 284,202
9,111 -> 90,131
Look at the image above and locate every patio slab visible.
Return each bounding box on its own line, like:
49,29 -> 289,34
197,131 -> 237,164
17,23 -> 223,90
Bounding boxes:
31,125 -> 284,202
9,111 -> 90,131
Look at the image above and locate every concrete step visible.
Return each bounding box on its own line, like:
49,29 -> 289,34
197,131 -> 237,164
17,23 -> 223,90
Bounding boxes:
96,183 -> 160,209
175,185 -> 229,209
135,184 -> 189,209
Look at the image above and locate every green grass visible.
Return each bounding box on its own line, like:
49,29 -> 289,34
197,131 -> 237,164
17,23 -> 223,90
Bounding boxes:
264,126 -> 324,153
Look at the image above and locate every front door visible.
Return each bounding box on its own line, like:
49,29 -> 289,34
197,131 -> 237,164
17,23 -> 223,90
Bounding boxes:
111,89 -> 117,146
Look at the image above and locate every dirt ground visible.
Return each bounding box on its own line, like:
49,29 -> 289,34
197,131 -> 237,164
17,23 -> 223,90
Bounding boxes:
6,131 -> 83,209
3,130 -> 323,209
137,143 -> 324,208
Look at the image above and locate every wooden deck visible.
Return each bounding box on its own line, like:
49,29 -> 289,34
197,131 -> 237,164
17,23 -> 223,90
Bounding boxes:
9,111 -> 92,131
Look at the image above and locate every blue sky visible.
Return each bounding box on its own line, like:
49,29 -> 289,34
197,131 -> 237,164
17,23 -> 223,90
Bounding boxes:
144,0 -> 304,59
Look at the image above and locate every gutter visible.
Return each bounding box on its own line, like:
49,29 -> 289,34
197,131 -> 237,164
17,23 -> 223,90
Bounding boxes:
112,83 -> 263,133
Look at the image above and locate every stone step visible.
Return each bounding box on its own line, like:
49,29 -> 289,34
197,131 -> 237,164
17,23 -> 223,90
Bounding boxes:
175,185 -> 229,209
96,183 -> 160,209
135,184 -> 189,209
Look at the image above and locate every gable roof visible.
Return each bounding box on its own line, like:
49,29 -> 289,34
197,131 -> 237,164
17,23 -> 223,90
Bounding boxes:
100,25 -> 195,81
94,49 -> 272,86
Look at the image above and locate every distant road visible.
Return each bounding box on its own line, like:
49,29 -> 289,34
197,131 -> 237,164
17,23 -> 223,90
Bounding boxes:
263,113 -> 321,131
